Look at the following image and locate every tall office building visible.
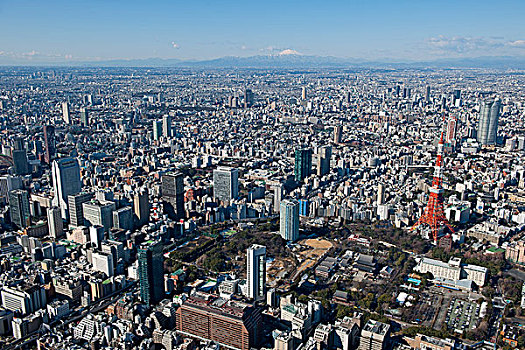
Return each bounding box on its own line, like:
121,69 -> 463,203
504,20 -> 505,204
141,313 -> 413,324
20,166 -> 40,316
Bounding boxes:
334,125 -> 342,144
0,175 -> 22,204
162,115 -> 172,138
247,244 -> 266,302
161,172 -> 185,219
61,102 -> 70,124
82,200 -> 116,233
294,148 -> 312,182
377,184 -> 385,205
280,199 -> 299,242
1,285 -> 46,316
68,192 -> 94,227
89,226 -> 105,249
113,206 -> 133,231
12,150 -> 29,176
446,116 -> 458,143
244,88 -> 254,108
134,188 -> 149,227
47,206 -> 64,239
152,120 -> 163,141
175,295 -> 262,350
91,251 -> 114,277
12,136 -> 24,151
358,320 -> 391,350
79,107 -> 89,127
301,87 -> 307,100
453,89 -> 461,101
52,158 -> 82,220
43,125 -> 56,164
138,241 -> 164,306
9,189 -> 30,229
213,166 -> 239,203
477,98 -> 501,146
273,184 -> 284,213
316,146 -> 332,176
425,85 -> 431,102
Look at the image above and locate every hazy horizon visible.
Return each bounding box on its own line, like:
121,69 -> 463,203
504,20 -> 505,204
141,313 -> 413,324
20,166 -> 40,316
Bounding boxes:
1,0 -> 525,65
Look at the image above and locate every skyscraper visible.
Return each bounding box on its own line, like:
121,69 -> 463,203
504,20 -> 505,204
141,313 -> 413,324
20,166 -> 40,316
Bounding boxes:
162,115 -> 172,138
446,116 -> 457,143
79,107 -> 89,127
280,199 -> 299,242
12,150 -> 29,176
43,125 -> 56,164
161,172 -> 185,219
68,192 -> 94,227
294,148 -> 312,182
247,244 -> 266,302
138,241 -> 164,306
89,225 -> 105,248
213,166 -> 239,203
52,158 -> 82,219
134,188 -> 149,227
9,189 -> 30,229
82,200 -> 116,233
47,206 -> 64,239
152,120 -> 163,141
301,87 -> 307,100
377,184 -> 385,205
273,184 -> 284,213
61,102 -> 70,124
112,206 -> 133,231
244,88 -> 254,108
0,175 -> 22,204
317,145 -> 332,177
334,126 -> 342,144
477,98 -> 501,146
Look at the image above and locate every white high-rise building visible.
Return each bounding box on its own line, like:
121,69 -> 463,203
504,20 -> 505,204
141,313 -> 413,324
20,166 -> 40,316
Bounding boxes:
61,102 -> 70,124
273,184 -> 284,213
92,251 -> 114,277
162,115 -> 172,138
280,199 -> 299,242
247,244 -> 266,302
47,206 -> 63,239
52,158 -> 82,219
213,166 -> 239,203
377,184 -> 385,205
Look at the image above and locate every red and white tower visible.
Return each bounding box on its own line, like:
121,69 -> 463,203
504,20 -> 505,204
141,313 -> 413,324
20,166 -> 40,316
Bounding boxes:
412,119 -> 454,243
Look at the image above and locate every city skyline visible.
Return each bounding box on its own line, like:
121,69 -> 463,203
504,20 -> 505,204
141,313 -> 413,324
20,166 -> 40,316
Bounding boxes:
1,0 -> 525,347
1,0 -> 525,65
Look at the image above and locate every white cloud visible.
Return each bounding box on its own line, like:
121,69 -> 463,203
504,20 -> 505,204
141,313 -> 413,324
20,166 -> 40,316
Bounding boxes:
426,36 -> 501,54
423,36 -> 525,57
508,40 -> 525,47
171,42 -> 179,49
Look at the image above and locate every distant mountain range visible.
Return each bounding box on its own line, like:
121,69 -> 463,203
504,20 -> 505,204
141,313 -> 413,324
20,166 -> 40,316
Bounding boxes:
2,54 -> 525,69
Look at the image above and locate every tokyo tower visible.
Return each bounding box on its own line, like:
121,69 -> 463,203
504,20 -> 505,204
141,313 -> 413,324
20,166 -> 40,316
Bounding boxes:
412,118 -> 454,243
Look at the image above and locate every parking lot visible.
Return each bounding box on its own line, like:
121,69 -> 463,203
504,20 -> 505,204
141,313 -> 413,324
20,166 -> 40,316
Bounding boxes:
445,299 -> 480,334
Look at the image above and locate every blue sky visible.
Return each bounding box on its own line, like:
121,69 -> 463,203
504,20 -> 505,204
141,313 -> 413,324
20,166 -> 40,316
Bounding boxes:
1,0 -> 524,63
